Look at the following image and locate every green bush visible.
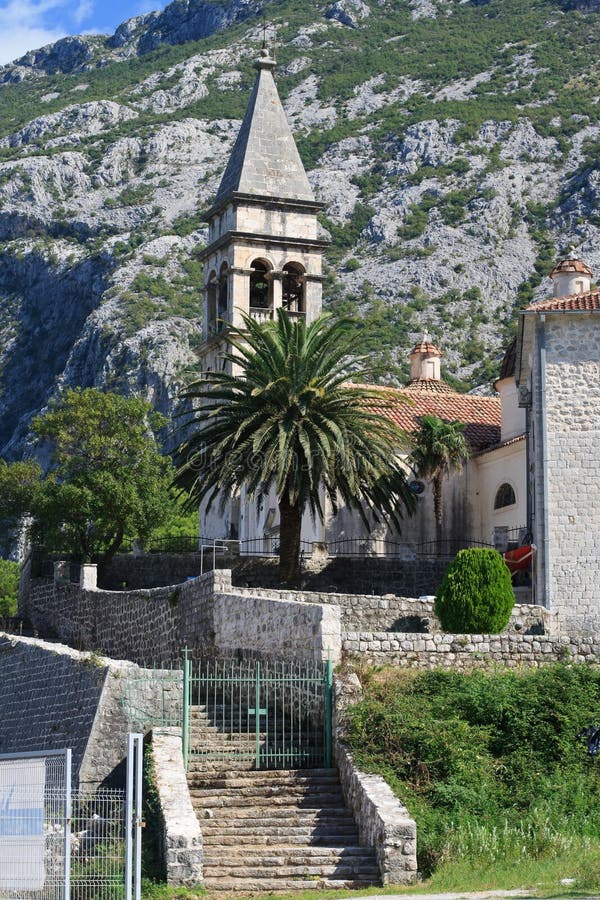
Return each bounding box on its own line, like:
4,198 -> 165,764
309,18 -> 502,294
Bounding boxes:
435,548 -> 514,633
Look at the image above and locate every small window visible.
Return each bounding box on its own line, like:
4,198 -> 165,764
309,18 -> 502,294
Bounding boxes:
494,483 -> 516,510
206,270 -> 217,333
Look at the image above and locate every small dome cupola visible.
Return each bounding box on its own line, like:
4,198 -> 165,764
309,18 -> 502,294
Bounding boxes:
409,333 -> 443,382
550,250 -> 593,298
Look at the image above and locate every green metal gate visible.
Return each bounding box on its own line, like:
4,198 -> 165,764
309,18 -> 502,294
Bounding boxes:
182,655 -> 333,771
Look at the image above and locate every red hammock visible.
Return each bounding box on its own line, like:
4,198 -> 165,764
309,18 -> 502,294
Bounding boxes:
504,545 -> 533,574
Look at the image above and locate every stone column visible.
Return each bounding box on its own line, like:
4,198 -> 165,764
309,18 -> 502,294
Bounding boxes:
80,564 -> 98,590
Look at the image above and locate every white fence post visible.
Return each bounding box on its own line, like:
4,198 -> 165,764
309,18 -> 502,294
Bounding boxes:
63,749 -> 72,900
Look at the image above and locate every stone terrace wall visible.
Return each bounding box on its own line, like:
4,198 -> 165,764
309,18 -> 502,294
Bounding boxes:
0,633 -> 173,788
235,585 -> 549,635
24,570 -> 341,664
343,631 -> 599,670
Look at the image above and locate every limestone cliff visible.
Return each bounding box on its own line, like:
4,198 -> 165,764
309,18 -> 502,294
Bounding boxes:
1,0 -> 599,455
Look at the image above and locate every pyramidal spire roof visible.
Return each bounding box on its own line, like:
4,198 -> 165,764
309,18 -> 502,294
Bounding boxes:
214,49 -> 315,206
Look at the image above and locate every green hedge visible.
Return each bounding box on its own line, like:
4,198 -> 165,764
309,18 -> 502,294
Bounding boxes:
435,547 -> 514,633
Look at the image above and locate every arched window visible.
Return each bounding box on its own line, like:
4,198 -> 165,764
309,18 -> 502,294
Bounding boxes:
494,483 -> 516,510
249,259 -> 271,309
282,262 -> 305,313
218,262 -> 229,321
206,270 -> 217,334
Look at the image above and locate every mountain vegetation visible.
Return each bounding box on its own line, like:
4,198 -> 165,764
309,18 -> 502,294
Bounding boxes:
1,0 -> 600,456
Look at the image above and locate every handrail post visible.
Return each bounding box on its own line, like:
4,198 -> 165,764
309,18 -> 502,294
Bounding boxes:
182,648 -> 191,771
324,654 -> 333,769
255,660 -> 261,769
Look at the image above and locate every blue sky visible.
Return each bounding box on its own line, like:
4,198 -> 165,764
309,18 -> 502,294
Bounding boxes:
0,0 -> 169,65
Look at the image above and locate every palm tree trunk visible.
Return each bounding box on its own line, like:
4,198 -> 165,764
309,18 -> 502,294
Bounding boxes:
433,472 -> 443,549
278,497 -> 302,585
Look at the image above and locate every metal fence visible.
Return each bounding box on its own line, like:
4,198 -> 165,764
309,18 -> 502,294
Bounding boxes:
183,656 -> 333,771
0,738 -> 143,900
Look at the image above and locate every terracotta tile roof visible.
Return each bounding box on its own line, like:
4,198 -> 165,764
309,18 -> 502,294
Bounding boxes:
549,257 -> 593,278
358,381 -> 501,451
410,339 -> 442,357
526,290 -> 600,312
474,433 -> 526,457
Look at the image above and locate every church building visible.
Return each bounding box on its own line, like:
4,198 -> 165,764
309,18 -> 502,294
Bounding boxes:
195,45 -> 599,620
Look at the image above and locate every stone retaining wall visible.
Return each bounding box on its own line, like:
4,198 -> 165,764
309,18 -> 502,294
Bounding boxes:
236,585 -> 549,635
333,672 -> 417,884
0,633 -> 173,788
151,728 -> 203,887
23,570 -> 341,664
343,631 -> 599,669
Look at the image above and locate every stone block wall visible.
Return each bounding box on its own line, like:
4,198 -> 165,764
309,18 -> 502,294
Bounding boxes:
151,728 -> 203,887
23,570 -> 341,664
0,633 -> 172,789
532,314 -> 600,618
342,630 -> 598,670
235,586 -> 549,636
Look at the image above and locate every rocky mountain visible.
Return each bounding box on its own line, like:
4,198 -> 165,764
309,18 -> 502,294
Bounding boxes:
1,0 -> 600,456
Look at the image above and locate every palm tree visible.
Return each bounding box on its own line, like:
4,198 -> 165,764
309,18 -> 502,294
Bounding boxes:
174,311 -> 416,584
410,414 -> 470,547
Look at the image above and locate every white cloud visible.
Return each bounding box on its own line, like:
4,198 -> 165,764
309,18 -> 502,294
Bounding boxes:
0,0 -> 70,64
73,0 -> 92,25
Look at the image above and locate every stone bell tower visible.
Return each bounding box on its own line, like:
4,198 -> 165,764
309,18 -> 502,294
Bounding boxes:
198,47 -> 328,373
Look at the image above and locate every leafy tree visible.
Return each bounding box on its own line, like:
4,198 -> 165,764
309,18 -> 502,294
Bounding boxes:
175,311 -> 416,584
0,460 -> 43,554
0,559 -> 19,617
410,414 -> 470,544
435,547 -> 515,633
28,389 -> 174,564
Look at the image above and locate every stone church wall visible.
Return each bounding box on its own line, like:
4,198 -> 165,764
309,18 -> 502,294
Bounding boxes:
532,314 -> 600,621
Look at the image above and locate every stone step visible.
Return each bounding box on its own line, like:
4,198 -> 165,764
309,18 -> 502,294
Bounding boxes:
203,862 -> 379,878
188,775 -> 341,790
189,789 -> 345,805
193,805 -> 355,820
201,833 -> 361,847
200,823 -> 360,838
204,876 -> 379,891
186,766 -> 337,777
203,846 -> 375,862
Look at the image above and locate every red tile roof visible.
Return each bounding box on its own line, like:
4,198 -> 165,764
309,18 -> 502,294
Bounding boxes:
527,290 -> 600,312
359,381 -> 501,451
410,339 -> 442,357
475,433 -> 526,457
549,257 -> 593,278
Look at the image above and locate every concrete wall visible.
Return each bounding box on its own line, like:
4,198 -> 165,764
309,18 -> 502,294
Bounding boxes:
0,633 -> 165,789
23,569 -> 341,665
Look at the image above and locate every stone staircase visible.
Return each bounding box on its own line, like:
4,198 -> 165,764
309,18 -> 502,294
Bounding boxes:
186,705 -> 381,891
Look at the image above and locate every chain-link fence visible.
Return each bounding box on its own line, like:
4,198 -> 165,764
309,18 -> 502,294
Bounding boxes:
0,739 -> 143,900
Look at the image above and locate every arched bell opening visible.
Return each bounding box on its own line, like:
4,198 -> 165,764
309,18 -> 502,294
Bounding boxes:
249,259 -> 273,311
218,262 -> 229,322
206,270 -> 218,335
282,262 -> 305,315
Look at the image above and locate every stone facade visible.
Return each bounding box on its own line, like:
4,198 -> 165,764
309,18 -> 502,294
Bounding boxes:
0,633 -> 167,788
522,312 -> 600,624
23,569 -> 341,664
343,630 -> 598,669
151,728 -> 203,887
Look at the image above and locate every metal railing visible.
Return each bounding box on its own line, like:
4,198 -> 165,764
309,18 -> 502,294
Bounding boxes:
183,655 -> 333,771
